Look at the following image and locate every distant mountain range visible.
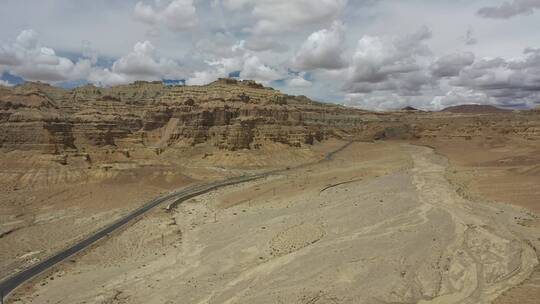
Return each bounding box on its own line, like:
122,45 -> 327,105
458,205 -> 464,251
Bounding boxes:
441,104 -> 511,113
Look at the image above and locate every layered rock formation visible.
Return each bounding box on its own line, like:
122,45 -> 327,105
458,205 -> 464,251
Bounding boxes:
1,78 -> 539,156
0,79 -> 372,154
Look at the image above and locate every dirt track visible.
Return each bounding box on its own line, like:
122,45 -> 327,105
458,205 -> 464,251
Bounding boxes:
10,142 -> 540,304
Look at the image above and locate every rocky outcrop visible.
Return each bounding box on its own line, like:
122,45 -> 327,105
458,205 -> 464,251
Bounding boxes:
1,79 -> 539,155
0,79 -> 371,153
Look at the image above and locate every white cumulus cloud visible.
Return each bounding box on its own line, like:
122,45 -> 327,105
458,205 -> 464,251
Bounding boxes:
293,21 -> 347,70
238,0 -> 348,35
288,75 -> 313,88
345,26 -> 433,96
186,41 -> 286,86
0,29 -> 92,83
88,41 -> 185,86
134,0 -> 198,32
0,79 -> 13,87
240,54 -> 284,83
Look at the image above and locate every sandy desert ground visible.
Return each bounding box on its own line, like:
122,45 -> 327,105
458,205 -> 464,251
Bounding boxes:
0,141 -> 342,282
421,137 -> 540,304
6,140 -> 540,304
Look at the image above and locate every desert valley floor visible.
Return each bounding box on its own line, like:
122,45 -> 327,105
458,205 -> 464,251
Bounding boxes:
2,138 -> 540,304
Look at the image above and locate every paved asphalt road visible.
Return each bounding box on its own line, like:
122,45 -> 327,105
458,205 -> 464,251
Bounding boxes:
0,141 -> 352,302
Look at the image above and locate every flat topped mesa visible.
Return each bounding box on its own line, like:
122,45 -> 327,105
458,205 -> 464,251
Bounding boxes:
132,80 -> 163,85
210,78 -> 271,90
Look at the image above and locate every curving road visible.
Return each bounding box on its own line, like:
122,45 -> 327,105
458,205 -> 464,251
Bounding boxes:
0,141 -> 352,302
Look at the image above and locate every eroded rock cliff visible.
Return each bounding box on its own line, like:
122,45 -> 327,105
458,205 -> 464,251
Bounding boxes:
1,78 -> 539,156
0,79 -> 374,153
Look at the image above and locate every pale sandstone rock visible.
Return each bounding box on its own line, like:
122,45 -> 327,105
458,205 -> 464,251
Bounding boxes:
1,79 -> 539,154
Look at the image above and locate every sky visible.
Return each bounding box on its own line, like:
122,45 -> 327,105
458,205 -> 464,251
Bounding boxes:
1,0 -> 540,110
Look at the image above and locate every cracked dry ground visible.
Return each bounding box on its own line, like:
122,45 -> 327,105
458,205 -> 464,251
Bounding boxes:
10,142 -> 540,304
